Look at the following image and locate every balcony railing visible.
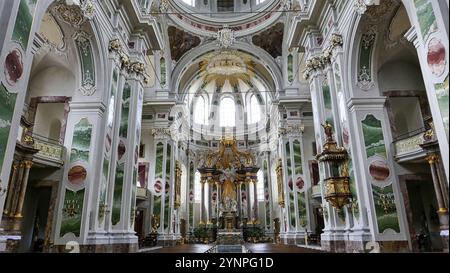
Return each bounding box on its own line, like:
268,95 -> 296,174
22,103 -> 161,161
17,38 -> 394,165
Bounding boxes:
312,184 -> 321,198
393,128 -> 426,161
32,134 -> 65,165
137,187 -> 148,199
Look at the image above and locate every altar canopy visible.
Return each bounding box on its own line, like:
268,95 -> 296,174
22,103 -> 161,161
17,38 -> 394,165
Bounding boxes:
197,139 -> 260,229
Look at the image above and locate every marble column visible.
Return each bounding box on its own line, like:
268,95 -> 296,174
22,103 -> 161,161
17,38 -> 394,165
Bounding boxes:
253,180 -> 258,223
13,160 -> 33,217
207,181 -> 212,224
237,182 -> 242,224
246,183 -> 251,224
200,180 -> 205,224
436,159 -> 449,209
216,182 -> 221,222
427,154 -> 449,233
9,162 -> 25,218
3,162 -> 18,216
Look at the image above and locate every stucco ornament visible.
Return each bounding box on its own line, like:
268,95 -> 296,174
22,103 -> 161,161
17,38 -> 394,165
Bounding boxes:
281,0 -> 292,11
354,0 -> 380,14
216,26 -> 235,49
160,0 -> 170,13
54,0 -> 95,28
74,31 -> 96,96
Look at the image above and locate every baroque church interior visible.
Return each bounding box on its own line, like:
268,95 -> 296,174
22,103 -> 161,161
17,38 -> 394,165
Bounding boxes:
0,0 -> 448,254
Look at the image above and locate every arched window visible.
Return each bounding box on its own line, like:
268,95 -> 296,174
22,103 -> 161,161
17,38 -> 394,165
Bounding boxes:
194,171 -> 201,202
257,170 -> 265,201
194,96 -> 208,125
220,97 -> 235,127
248,95 -> 261,124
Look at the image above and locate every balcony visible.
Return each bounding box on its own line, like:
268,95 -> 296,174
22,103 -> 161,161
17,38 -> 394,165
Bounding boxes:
393,128 -> 427,163
311,184 -> 322,198
32,134 -> 65,167
137,187 -> 149,200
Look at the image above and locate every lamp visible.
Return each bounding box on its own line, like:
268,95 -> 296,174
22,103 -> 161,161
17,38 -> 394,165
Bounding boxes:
316,122 -> 352,210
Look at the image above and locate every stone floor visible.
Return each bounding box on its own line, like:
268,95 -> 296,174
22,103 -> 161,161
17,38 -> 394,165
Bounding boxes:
142,244 -> 214,253
245,243 -> 326,253
141,243 -> 326,253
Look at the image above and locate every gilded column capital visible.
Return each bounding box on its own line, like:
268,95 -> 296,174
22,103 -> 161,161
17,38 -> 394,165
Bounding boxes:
426,154 -> 440,164
23,160 -> 34,169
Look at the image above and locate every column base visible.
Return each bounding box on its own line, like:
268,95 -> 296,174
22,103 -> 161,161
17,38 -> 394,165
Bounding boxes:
0,235 -> 21,253
0,215 -> 23,233
51,242 -> 138,253
440,230 -> 449,252
0,216 -> 23,253
320,238 -> 346,253
279,232 -> 297,245
157,234 -> 182,247
49,230 -> 139,253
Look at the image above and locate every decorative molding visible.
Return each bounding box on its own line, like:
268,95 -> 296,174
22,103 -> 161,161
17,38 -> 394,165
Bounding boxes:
151,128 -> 171,140
52,0 -> 95,28
279,123 -> 304,138
74,30 -> 95,96
303,34 -> 343,80
354,0 -> 380,15
108,39 -> 148,83
215,26 -> 235,49
357,26 -> 377,90
281,0 -> 292,11
160,0 -> 169,13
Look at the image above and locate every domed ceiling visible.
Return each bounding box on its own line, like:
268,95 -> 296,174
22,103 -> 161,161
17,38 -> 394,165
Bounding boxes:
178,50 -> 276,102
167,0 -> 283,37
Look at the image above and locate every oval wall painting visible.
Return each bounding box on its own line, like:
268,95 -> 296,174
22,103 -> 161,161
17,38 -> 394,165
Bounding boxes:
427,38 -> 446,77
154,179 -> 162,194
369,160 -> 390,182
4,48 -> 24,86
68,165 -> 87,186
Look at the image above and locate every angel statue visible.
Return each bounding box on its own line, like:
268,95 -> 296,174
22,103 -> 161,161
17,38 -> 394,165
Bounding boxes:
321,121 -> 334,142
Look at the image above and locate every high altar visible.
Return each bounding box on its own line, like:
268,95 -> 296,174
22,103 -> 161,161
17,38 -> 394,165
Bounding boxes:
197,138 -> 260,244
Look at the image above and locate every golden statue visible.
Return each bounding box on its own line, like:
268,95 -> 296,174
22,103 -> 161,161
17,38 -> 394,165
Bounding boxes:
222,178 -> 236,201
321,121 -> 334,142
151,214 -> 160,233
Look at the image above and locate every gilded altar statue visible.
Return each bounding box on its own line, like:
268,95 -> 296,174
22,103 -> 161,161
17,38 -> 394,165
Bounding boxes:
222,178 -> 236,202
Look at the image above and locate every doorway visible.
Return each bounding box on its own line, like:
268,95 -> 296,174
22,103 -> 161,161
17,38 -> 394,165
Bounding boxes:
19,185 -> 52,252
134,209 -> 145,245
404,178 -> 444,252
